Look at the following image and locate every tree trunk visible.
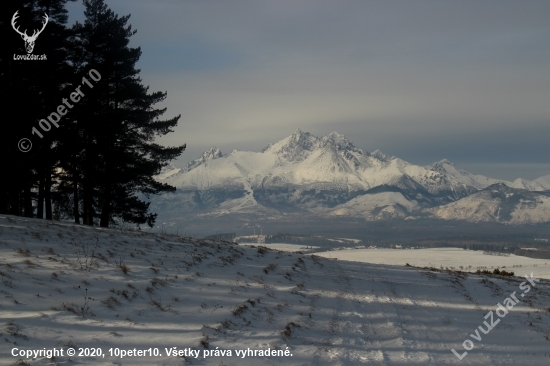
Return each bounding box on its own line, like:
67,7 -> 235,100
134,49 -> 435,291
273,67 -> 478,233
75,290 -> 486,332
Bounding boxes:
83,183 -> 90,225
99,186 -> 110,227
0,180 -> 8,214
45,169 -> 52,220
0,194 -> 6,215
37,173 -> 44,219
9,186 -> 20,216
23,183 -> 33,218
73,177 -> 80,224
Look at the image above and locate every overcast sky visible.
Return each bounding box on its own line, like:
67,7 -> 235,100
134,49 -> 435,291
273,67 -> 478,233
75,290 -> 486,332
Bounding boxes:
68,0 -> 550,180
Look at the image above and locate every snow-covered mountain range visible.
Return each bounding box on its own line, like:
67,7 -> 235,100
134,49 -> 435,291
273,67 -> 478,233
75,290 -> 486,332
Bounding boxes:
152,130 -> 550,224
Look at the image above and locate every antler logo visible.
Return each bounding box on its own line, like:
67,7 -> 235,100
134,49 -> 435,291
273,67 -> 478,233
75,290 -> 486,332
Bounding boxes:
11,10 -> 49,54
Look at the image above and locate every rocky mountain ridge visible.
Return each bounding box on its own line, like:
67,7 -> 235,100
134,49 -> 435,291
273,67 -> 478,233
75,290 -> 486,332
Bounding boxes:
150,130 -> 550,224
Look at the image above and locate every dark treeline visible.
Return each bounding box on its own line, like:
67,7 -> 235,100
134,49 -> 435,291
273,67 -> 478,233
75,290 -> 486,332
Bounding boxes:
0,0 -> 184,227
236,233 -> 342,249
513,249 -> 550,260
463,243 -> 518,253
203,233 -> 237,242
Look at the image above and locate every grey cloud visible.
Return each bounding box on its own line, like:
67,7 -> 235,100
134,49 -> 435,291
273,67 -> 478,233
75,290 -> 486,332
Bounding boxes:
68,1 -> 550,181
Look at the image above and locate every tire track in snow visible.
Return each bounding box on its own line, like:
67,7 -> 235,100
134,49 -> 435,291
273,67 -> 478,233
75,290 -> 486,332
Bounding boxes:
303,261 -> 390,365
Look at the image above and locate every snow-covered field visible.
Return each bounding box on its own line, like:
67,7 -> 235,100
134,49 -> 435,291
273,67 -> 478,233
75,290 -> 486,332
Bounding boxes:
316,248 -> 550,280
1,215 -> 550,365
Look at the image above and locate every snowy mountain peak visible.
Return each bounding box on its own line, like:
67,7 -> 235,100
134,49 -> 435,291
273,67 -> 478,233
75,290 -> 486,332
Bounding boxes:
264,129 -> 319,162
262,130 -> 366,162
291,129 -> 314,143
510,178 -> 546,191
428,159 -> 459,174
320,132 -> 361,153
488,182 -> 509,190
190,146 -> 224,165
435,159 -> 455,167
170,147 -> 225,176
292,128 -> 303,137
203,147 -> 224,160
535,174 -> 550,190
370,149 -> 394,162
288,128 -> 315,145
426,159 -> 508,190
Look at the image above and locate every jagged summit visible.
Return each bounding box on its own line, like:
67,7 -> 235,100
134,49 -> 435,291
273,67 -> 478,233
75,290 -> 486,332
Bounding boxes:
320,132 -> 362,153
433,159 -> 455,167
510,178 -> 546,191
261,130 -> 362,162
370,149 -> 394,162
535,174 -> 550,190
183,147 -> 224,172
263,129 -> 316,161
428,159 -> 460,175
156,147 -> 225,181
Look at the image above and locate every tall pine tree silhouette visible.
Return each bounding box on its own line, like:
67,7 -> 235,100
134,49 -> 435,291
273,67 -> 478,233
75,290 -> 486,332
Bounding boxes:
0,0 -> 75,218
67,0 -> 185,227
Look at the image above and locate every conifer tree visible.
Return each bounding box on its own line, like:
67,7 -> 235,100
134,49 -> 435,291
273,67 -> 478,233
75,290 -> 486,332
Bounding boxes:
0,0 -> 74,217
66,0 -> 185,227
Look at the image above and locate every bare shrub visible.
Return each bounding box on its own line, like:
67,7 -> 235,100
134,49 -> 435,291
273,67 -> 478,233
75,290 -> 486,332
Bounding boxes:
233,304 -> 249,316
24,259 -> 35,266
282,321 -> 300,338
102,296 -> 122,309
245,299 -> 257,307
16,248 -> 30,257
149,297 -> 166,311
200,334 -> 210,348
263,263 -> 277,274
5,320 -> 29,340
151,277 -> 168,287
78,286 -> 94,317
72,240 -> 98,271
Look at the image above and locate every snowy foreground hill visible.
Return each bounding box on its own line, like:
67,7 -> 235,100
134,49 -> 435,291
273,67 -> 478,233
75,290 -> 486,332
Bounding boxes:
1,215 -> 550,365
151,130 -> 550,225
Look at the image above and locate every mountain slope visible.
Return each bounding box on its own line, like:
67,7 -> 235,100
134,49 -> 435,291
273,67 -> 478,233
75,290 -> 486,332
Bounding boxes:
431,183 -> 550,224
330,191 -> 420,220
534,174 -> 550,190
2,214 -> 550,365
509,178 -> 546,191
427,159 -> 546,191
426,159 -> 507,189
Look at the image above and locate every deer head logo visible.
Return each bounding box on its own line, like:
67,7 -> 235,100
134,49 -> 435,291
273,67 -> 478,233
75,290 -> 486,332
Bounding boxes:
11,10 -> 49,54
